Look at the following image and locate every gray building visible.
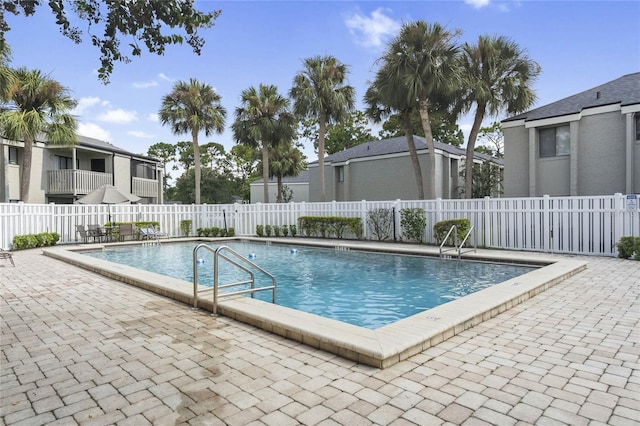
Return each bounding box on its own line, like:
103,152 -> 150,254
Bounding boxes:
307,135 -> 501,202
250,170 -> 310,203
1,134 -> 163,204
502,72 -> 640,197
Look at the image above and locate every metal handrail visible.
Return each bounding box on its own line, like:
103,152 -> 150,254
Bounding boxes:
192,244 -> 276,315
439,225 -> 458,258
457,225 -> 477,259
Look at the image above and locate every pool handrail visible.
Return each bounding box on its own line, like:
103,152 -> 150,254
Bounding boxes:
192,243 -> 277,315
439,225 -> 478,259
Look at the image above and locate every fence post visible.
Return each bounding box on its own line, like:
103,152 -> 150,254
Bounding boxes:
543,194 -> 550,252
483,196 -> 491,248
614,193 -> 624,256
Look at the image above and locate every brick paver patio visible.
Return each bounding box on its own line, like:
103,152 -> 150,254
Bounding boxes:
1,248 -> 639,425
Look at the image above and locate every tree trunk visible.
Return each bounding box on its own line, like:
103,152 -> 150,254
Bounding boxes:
418,99 -> 436,199
19,136 -> 34,203
403,111 -> 424,200
318,114 -> 327,202
192,129 -> 201,204
262,141 -> 270,203
465,103 -> 486,199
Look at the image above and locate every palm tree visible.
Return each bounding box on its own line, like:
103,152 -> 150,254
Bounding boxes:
364,65 -> 425,198
269,143 -> 306,202
159,79 -> 226,204
459,35 -> 541,198
232,84 -> 295,203
290,55 -> 355,202
0,68 -> 77,202
377,21 -> 460,199
0,40 -> 15,102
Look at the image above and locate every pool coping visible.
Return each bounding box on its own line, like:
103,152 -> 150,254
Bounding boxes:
42,238 -> 588,368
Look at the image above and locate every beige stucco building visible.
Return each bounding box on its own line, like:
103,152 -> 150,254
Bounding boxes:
503,72 -> 640,197
0,135 -> 163,204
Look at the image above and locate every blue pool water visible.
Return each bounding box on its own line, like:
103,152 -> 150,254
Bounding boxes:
84,241 -> 535,329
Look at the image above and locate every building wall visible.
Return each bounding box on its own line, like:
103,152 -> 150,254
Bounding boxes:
504,125 -> 530,197
113,154 -> 132,192
308,150 -> 467,202
505,109 -> 636,197
250,182 -> 309,203
578,111 -> 626,195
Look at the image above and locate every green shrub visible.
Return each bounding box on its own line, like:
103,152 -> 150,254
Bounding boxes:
273,225 -> 281,237
399,208 -> 426,243
12,232 -> 60,250
617,236 -> 640,260
281,225 -> 289,237
298,216 -> 363,240
180,220 -> 192,236
256,225 -> 264,237
367,208 -> 394,241
433,219 -> 472,246
265,225 -> 272,237
289,224 -> 297,237
227,227 -> 235,237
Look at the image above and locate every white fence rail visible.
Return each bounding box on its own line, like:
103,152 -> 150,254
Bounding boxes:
1,194 -> 638,257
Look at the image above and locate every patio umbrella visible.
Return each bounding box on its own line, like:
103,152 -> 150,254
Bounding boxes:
76,184 -> 140,223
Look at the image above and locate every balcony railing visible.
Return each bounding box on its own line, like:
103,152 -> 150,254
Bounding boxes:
132,177 -> 158,198
48,169 -> 113,195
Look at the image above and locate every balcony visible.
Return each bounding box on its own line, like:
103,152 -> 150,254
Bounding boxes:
48,169 -> 113,195
132,177 -> 159,198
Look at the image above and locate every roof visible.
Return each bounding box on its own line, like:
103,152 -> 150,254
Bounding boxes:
309,135 -> 502,165
503,72 -> 640,123
252,169 -> 310,185
36,133 -> 159,163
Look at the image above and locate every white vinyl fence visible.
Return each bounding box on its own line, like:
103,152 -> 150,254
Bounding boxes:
1,194 -> 638,257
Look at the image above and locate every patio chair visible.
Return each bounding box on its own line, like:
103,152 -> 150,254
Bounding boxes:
118,223 -> 136,242
88,224 -> 107,243
0,249 -> 15,267
76,225 -> 90,244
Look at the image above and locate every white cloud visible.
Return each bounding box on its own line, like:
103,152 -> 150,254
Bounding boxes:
465,0 -> 490,8
132,80 -> 158,89
77,122 -> 111,141
97,109 -> 138,124
128,130 -> 154,139
71,97 -> 101,116
158,73 -> 172,82
148,113 -> 159,122
344,8 -> 401,49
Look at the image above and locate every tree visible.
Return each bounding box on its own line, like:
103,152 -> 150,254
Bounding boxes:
147,142 -> 176,192
228,144 -> 260,201
365,62 -> 424,199
460,122 -> 504,198
458,35 -> 540,198
476,122 -> 504,158
301,110 -> 374,155
159,79 -> 226,205
232,84 -> 295,203
2,1 -> 221,83
172,167 -> 241,204
0,68 -> 77,202
0,40 -> 14,101
290,55 -> 355,201
267,143 -> 306,202
377,21 -> 461,199
378,109 -> 464,147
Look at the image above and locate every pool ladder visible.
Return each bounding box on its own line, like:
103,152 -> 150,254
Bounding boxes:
192,244 -> 277,315
439,225 -> 476,260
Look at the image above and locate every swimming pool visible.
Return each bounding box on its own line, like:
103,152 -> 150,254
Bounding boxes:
45,239 -> 587,367
84,241 -> 535,329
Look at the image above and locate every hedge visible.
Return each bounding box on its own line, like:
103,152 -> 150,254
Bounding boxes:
433,219 -> 471,246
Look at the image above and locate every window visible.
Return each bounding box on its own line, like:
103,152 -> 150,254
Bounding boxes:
55,155 -> 74,170
635,114 -> 640,141
539,125 -> 570,158
8,147 -> 18,164
337,166 -> 344,182
91,158 -> 106,173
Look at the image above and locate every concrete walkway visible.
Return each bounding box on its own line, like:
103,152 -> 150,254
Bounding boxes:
1,248 -> 639,425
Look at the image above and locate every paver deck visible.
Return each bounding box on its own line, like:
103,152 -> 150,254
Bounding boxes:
1,247 -> 639,425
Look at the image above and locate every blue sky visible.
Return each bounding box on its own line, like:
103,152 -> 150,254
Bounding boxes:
4,0 -> 640,164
